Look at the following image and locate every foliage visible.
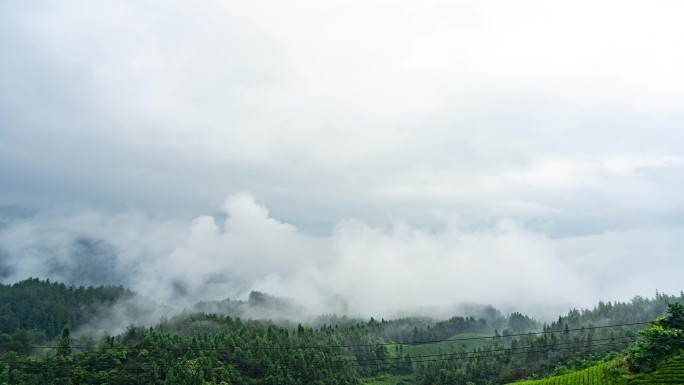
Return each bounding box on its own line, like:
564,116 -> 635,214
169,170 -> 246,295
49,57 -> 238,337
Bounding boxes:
361,374 -> 414,385
511,363 -> 619,385
626,303 -> 684,373
516,352 -> 684,385
629,352 -> 684,384
57,325 -> 72,357
2,317 -> 363,385
0,278 -> 133,340
1,278 -> 684,385
404,333 -> 493,358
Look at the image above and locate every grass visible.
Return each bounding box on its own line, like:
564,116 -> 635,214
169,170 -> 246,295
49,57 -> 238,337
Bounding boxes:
508,353 -> 684,385
629,353 -> 684,384
365,333 -> 492,385
510,363 -> 619,385
361,374 -> 414,385
403,333 -> 494,358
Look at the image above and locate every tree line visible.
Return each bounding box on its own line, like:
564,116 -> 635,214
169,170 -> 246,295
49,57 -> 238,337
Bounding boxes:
1,278 -> 683,384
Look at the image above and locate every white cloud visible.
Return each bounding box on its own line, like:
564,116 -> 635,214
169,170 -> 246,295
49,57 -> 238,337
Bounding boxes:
1,1 -> 684,319
602,154 -> 684,176
2,193 -> 682,321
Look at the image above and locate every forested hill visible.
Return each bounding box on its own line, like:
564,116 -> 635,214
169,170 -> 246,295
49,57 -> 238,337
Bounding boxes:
0,278 -> 134,340
548,291 -> 684,331
1,278 -> 683,384
509,303 -> 684,385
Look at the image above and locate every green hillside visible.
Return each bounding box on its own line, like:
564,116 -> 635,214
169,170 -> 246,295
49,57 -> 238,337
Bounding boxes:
1,278 -> 683,385
508,353 -> 684,385
509,363 -> 619,385
629,353 -> 684,384
0,278 -> 134,339
404,333 -> 494,357
505,303 -> 684,385
362,374 -> 414,385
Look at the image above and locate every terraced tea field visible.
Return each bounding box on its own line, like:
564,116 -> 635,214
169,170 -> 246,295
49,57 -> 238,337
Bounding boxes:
511,363 -> 616,385
509,353 -> 684,385
404,333 -> 494,357
629,353 -> 684,384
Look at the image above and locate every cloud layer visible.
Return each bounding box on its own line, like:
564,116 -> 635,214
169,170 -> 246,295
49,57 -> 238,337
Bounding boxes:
1,1 -> 684,231
2,193 -> 683,321
1,1 -> 684,320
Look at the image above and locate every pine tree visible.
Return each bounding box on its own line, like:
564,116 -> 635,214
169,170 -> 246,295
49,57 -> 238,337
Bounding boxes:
0,365 -> 9,385
57,324 -> 72,356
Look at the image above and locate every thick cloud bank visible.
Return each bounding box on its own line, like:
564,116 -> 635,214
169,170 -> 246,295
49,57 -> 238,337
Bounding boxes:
2,1 -> 684,322
2,1 -> 684,231
1,193 -> 682,320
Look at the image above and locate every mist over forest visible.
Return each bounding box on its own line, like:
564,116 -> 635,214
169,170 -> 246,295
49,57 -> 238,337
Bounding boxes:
2,1 -> 684,384
2,1 -> 684,321
2,194 -> 682,323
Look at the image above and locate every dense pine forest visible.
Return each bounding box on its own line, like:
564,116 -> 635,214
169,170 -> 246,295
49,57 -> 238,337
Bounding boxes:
1,278 -> 683,384
0,278 -> 134,340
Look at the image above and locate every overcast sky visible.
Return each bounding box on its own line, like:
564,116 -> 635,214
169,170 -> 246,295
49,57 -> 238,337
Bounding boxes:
1,1 -> 684,319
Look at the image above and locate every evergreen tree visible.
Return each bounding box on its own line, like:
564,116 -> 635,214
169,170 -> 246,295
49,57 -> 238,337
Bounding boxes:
627,303 -> 684,373
57,324 -> 72,357
0,365 -> 9,385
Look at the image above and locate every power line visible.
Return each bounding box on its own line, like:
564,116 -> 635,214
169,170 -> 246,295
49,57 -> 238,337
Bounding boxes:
0,335 -> 638,371
24,320 -> 648,352
0,319 -> 647,381
405,321 -> 647,347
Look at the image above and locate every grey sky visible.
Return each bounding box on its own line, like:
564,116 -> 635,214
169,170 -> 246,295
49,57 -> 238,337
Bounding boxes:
1,1 -> 683,318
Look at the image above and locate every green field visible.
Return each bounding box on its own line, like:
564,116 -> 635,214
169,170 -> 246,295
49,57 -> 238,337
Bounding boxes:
361,374 -> 414,385
362,354 -> 684,385
361,334 -> 493,385
404,333 -> 494,357
512,363 -> 617,385
509,353 -> 684,385
629,353 -> 684,384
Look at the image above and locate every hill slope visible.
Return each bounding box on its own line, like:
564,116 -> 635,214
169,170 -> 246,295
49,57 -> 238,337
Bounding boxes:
507,352 -> 684,385
510,362 -> 619,385
629,352 -> 684,384
0,278 -> 133,339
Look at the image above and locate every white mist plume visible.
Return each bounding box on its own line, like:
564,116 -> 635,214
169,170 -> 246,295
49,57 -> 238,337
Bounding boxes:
2,192 -> 683,321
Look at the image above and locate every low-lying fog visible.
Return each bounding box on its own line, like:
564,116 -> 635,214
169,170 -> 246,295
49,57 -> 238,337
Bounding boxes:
2,193 -> 682,326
